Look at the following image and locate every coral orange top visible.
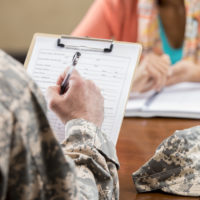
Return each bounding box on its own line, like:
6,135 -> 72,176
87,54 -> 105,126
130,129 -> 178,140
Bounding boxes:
72,0 -> 200,64
72,0 -> 138,42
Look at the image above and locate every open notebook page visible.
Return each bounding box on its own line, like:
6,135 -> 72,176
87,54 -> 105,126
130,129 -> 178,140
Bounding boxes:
27,35 -> 141,145
148,82 -> 200,112
125,82 -> 200,118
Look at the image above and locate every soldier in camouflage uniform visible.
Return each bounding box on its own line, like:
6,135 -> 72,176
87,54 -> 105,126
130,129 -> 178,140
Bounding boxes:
133,126 -> 200,197
0,50 -> 119,200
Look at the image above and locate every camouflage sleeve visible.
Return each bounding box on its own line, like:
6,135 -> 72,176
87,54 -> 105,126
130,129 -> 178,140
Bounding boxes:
0,50 -> 119,200
62,119 -> 120,200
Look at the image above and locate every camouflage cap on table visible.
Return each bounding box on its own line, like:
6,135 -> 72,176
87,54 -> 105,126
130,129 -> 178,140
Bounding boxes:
132,126 -> 200,196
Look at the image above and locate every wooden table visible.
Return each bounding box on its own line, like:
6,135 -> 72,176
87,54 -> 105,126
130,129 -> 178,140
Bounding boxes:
116,117 -> 200,200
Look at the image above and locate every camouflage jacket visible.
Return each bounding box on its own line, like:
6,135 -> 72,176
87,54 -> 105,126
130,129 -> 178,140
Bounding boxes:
0,50 -> 119,200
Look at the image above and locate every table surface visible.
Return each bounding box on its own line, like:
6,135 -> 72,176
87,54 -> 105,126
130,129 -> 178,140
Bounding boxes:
116,117 -> 200,200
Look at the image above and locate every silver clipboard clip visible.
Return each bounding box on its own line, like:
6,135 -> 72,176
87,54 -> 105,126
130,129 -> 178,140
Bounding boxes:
57,36 -> 114,53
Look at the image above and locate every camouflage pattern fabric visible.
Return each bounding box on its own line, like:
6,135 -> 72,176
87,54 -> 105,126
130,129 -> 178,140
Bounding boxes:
0,50 -> 119,200
132,126 -> 200,197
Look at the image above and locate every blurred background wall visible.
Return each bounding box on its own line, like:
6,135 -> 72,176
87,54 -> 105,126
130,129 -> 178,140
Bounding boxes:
0,0 -> 93,63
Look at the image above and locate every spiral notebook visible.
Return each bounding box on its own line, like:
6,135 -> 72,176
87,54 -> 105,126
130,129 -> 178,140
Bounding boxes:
25,33 -> 142,145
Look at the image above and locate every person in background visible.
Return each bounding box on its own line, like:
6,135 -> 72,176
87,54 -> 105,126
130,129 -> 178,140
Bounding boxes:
0,50 -> 119,200
72,0 -> 200,93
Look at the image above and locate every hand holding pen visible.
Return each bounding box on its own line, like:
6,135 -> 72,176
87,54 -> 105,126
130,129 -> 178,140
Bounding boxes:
46,51 -> 104,126
60,51 -> 81,94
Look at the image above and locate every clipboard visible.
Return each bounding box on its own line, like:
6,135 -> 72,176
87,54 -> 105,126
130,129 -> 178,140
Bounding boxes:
25,33 -> 142,145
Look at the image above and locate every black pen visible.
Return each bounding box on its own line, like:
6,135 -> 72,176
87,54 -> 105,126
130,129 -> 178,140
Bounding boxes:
60,52 -> 81,94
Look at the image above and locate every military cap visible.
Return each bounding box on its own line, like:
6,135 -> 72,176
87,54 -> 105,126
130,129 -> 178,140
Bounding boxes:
132,126 -> 200,196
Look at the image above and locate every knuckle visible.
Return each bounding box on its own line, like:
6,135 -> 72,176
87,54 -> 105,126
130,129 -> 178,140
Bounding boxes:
86,79 -> 96,90
48,98 -> 58,110
148,53 -> 154,59
87,79 -> 95,86
145,56 -> 150,62
73,77 -> 84,88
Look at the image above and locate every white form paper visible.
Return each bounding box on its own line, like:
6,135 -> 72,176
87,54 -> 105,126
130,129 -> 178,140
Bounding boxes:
27,35 -> 141,145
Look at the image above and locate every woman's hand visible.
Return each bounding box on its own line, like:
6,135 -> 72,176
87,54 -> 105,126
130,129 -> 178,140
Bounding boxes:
166,60 -> 200,86
132,53 -> 171,93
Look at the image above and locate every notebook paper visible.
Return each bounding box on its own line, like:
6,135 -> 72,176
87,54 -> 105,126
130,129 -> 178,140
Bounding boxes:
126,82 -> 200,119
26,35 -> 141,145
